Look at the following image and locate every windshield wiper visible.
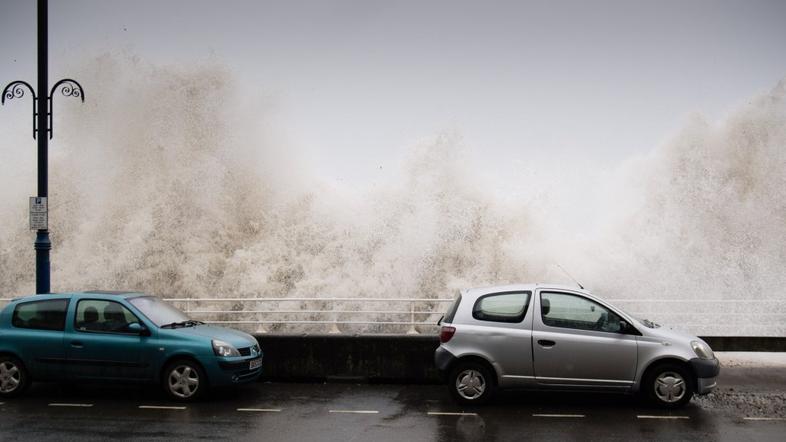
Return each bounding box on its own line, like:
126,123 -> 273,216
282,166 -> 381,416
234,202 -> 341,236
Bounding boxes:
160,320 -> 204,329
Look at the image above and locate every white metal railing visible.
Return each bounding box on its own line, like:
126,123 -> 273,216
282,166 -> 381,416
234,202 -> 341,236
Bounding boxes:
163,297 -> 455,334
2,297 -> 785,335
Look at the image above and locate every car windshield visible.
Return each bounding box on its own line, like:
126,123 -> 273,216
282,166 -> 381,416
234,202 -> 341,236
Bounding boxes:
595,295 -> 660,329
128,296 -> 191,327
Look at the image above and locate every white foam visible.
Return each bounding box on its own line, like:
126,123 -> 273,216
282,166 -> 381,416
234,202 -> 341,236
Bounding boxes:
0,55 -> 784,335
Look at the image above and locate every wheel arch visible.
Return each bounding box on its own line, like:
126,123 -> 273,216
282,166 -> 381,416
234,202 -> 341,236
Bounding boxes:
637,356 -> 695,392
158,354 -> 208,385
447,354 -> 500,386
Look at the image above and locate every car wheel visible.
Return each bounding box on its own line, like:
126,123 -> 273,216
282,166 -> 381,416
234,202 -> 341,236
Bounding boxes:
644,363 -> 694,408
162,359 -> 206,402
0,355 -> 29,398
448,361 -> 496,406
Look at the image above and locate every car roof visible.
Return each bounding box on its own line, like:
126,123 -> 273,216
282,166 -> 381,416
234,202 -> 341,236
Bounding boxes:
11,290 -> 147,302
461,283 -> 590,299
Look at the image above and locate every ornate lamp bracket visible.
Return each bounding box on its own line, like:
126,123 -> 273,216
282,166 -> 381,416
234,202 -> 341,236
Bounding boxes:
1,78 -> 85,140
48,79 -> 85,139
2,80 -> 38,139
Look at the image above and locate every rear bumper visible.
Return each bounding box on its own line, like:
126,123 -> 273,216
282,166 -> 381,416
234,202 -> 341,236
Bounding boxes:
690,357 -> 720,395
434,346 -> 457,372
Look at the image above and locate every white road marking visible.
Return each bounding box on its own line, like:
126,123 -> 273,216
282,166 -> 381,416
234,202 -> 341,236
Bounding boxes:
138,405 -> 187,410
532,413 -> 585,418
48,403 -> 94,408
743,417 -> 786,421
427,411 -> 478,416
328,410 -> 379,414
637,415 -> 690,420
237,408 -> 282,412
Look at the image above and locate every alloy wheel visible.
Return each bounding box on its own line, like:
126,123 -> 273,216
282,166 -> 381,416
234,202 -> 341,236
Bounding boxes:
167,365 -> 200,399
0,361 -> 21,394
455,368 -> 486,400
654,371 -> 686,403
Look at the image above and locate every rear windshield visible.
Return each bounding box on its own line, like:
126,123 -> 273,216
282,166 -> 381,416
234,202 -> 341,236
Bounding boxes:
443,293 -> 462,324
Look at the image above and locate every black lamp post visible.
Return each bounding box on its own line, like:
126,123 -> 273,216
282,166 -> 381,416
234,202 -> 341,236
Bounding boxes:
2,0 -> 85,294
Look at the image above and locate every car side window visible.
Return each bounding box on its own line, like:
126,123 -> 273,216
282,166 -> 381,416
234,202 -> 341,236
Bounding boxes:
472,292 -> 531,323
75,300 -> 139,334
11,299 -> 68,331
540,292 -> 623,333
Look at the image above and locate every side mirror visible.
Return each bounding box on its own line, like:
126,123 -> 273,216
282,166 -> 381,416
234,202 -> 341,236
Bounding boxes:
128,322 -> 151,337
618,320 -> 629,333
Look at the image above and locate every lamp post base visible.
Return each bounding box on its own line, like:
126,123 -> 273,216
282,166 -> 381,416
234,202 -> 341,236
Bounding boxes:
34,230 -> 51,294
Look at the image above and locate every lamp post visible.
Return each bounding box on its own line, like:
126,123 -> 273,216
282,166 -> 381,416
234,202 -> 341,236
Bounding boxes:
1,0 -> 85,294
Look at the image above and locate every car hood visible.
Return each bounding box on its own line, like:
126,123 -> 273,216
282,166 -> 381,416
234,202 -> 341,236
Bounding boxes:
639,322 -> 702,343
169,325 -> 257,349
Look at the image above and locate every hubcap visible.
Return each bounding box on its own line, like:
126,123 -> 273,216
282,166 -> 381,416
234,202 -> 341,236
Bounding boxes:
654,371 -> 686,403
455,369 -> 486,400
0,361 -> 21,394
168,365 -> 200,398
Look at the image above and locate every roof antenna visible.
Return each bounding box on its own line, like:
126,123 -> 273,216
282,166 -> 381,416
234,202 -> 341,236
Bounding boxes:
555,263 -> 584,290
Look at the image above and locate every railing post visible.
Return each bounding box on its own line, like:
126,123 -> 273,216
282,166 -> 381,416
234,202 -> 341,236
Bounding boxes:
406,301 -> 419,335
328,297 -> 341,334
255,298 -> 268,334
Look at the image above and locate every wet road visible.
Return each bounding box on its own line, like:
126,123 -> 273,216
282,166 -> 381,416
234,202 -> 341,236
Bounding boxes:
1,366 -> 785,441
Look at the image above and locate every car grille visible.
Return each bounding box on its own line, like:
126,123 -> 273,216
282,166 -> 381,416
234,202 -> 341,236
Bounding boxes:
238,345 -> 260,357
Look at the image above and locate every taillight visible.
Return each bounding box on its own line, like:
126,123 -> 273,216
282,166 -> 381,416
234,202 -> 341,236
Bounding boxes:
440,326 -> 456,343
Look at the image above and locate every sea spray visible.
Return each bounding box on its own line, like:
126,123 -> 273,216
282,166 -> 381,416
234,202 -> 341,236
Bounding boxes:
1,54 -> 784,334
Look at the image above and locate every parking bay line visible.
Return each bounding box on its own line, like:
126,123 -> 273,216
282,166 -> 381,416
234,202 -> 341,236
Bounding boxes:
139,405 -> 187,410
48,403 -> 94,408
637,415 -> 690,420
744,417 -> 786,421
428,411 -> 479,417
532,413 -> 585,418
328,410 -> 379,414
237,408 -> 282,412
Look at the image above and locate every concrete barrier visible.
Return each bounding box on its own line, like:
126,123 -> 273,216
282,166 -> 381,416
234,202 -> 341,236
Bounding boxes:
255,334 -> 443,383
254,335 -> 786,383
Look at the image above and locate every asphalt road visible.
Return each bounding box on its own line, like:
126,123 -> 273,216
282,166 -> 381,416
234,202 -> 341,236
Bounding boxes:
1,366 -> 785,441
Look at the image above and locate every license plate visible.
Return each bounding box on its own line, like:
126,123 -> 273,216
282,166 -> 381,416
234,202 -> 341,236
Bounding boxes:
249,358 -> 262,370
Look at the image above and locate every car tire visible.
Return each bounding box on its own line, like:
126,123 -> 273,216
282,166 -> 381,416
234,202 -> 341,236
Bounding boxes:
162,359 -> 207,402
644,363 -> 694,408
0,355 -> 29,398
448,360 -> 496,406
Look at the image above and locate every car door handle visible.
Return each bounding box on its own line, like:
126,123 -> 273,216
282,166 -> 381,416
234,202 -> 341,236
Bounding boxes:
537,339 -> 556,347
70,341 -> 84,349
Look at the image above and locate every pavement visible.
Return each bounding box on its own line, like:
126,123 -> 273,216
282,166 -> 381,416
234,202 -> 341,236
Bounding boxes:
1,353 -> 785,441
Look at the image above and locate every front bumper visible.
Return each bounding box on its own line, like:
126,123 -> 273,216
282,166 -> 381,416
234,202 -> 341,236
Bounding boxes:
211,356 -> 263,385
690,357 -> 720,394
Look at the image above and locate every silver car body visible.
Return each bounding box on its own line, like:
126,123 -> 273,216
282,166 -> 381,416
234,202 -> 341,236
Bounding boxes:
436,284 -> 719,394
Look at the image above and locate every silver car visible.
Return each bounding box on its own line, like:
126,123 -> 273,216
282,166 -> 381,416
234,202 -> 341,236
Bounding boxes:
435,284 -> 719,407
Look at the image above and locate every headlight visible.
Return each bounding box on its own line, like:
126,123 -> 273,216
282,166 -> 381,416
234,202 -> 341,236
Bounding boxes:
691,340 -> 714,360
212,339 -> 240,357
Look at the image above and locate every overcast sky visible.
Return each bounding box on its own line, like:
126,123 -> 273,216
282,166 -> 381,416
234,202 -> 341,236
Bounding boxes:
1,0 -> 786,184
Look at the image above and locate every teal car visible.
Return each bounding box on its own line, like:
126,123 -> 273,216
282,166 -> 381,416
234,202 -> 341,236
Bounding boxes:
0,291 -> 262,401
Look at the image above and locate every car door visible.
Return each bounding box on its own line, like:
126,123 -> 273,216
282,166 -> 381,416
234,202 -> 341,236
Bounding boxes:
65,298 -> 149,381
462,291 -> 535,387
8,298 -> 69,380
532,290 -> 637,389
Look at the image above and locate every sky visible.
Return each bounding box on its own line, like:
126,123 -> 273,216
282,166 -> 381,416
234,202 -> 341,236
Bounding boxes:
1,0 -> 786,185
